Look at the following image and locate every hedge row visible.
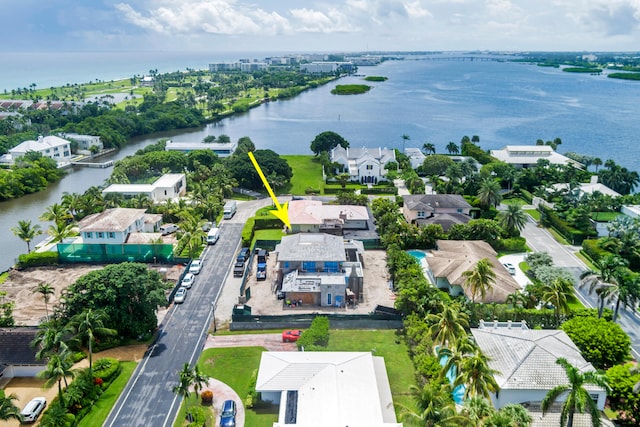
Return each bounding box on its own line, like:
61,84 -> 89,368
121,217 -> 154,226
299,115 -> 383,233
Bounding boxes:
241,217 -> 256,247
254,218 -> 283,229
492,237 -> 527,252
17,251 -> 59,268
361,187 -> 398,195
581,239 -> 612,263
541,207 -> 592,244
519,189 -> 534,204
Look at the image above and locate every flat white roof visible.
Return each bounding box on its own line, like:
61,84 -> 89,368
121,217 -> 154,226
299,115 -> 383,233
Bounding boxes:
102,184 -> 154,194
152,173 -> 184,187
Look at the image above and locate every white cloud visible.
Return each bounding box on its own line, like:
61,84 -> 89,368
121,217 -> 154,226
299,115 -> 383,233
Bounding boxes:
289,7 -> 359,32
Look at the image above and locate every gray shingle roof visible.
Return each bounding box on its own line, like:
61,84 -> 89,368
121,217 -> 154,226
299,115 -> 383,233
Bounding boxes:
275,233 -> 346,262
0,328 -> 44,366
403,194 -> 471,211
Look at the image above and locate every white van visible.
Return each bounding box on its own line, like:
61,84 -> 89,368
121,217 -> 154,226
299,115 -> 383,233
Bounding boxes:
223,201 -> 237,219
21,397 -> 46,423
207,227 -> 220,245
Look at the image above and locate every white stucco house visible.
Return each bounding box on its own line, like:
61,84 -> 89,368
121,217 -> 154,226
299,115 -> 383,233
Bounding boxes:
490,145 -> 583,169
330,146 -> 396,184
471,320 -> 607,412
77,208 -> 162,244
101,173 -> 187,203
58,133 -> 103,155
256,351 -> 402,427
164,139 -> 237,157
9,135 -> 72,163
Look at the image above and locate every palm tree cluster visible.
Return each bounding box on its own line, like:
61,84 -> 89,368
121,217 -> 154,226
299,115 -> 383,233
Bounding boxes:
172,362 -> 210,405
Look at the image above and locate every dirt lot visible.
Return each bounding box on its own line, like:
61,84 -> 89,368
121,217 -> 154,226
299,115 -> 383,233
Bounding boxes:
0,264 -> 183,326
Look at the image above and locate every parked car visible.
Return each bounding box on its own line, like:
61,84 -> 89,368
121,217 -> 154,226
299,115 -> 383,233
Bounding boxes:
174,287 -> 187,304
237,247 -> 250,263
201,221 -> 215,232
20,397 -> 46,423
256,264 -> 267,280
160,223 -> 180,236
233,261 -> 245,278
502,262 -> 516,275
282,330 -> 303,343
219,399 -> 237,427
181,273 -> 195,289
189,259 -> 202,275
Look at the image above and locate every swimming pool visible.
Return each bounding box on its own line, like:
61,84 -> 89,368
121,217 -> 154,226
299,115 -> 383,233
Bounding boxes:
407,250 -> 426,261
435,346 -> 466,404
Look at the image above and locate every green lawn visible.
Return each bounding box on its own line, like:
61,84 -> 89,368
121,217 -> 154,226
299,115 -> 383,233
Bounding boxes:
77,361 -> 137,427
281,155 -> 324,195
590,212 -> 621,222
567,295 -> 585,311
525,209 -> 540,221
189,330 -> 416,425
503,198 -> 528,205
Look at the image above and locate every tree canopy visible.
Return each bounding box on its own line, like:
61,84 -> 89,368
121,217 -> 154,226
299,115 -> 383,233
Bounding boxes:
309,131 -> 349,156
61,263 -> 169,339
227,149 -> 292,190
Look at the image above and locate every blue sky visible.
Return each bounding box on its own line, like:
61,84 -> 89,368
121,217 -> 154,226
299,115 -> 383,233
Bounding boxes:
3,0 -> 640,52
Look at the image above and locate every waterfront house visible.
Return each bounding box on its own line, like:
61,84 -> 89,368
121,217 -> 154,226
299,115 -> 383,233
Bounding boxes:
424,240 -> 519,303
58,133 -> 103,155
329,146 -> 396,184
490,145 -> 583,169
471,320 -> 608,424
77,208 -> 162,244
288,199 -> 369,234
256,351 -> 402,427
164,139 -> 237,157
275,233 -> 364,306
9,135 -> 72,164
102,173 -> 186,203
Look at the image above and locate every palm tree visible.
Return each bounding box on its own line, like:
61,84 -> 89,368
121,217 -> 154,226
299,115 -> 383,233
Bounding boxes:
191,365 -> 210,398
455,348 -> 500,400
34,283 -> 55,321
422,142 -> 436,155
32,317 -> 74,361
541,277 -> 575,326
11,219 -> 42,253
579,254 -> 627,318
37,347 -> 77,403
462,258 -> 496,303
38,400 -> 74,427
446,141 -> 459,155
47,220 -> 76,244
70,309 -> 117,379
497,203 -> 528,237
437,335 -> 478,381
0,390 -> 21,421
399,383 -> 473,427
177,210 -> 206,258
541,358 -> 609,427
173,362 -> 194,402
592,157 -> 602,173
401,134 -> 410,153
477,178 -> 502,208
40,203 -> 72,225
427,302 -> 469,347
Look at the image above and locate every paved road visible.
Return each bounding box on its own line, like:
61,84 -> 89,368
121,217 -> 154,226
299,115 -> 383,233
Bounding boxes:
104,223 -> 244,427
520,215 -> 640,360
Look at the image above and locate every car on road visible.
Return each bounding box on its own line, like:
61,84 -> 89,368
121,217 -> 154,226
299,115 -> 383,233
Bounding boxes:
174,287 -> 187,304
181,273 -> 195,289
502,262 -> 516,275
219,399 -> 237,427
282,329 -> 303,343
237,247 -> 250,263
20,397 -> 46,423
189,259 -> 202,275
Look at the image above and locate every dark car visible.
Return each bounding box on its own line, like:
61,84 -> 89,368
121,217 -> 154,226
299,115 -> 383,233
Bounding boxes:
220,399 -> 237,427
237,247 -> 250,263
233,262 -> 245,278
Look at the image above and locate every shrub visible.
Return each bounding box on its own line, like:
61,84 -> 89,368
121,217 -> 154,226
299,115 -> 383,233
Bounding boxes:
581,239 -> 611,263
93,358 -> 121,382
186,405 -> 207,426
254,218 -> 283,229
17,251 -> 59,268
492,237 -> 527,252
245,369 -> 258,409
241,217 -> 255,247
561,316 -> 631,369
200,390 -> 213,405
361,186 -> 398,195
296,316 -> 330,350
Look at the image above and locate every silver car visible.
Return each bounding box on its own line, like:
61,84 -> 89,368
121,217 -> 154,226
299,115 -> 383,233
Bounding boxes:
174,287 -> 187,304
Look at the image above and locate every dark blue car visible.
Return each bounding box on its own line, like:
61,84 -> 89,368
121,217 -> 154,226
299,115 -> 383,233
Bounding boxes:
220,399 -> 237,427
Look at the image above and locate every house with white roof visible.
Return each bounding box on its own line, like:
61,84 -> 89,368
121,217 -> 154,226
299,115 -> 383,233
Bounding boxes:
77,208 -> 162,244
288,199 -> 369,234
101,173 -> 186,203
490,145 -> 583,169
275,233 -> 364,306
424,240 -> 520,303
9,135 -> 72,163
330,146 -> 396,184
164,140 -> 237,157
471,320 -> 608,426
256,352 -> 402,427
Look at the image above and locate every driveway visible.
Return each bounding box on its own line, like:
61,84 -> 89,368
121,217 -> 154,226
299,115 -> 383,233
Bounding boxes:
497,253 -> 531,289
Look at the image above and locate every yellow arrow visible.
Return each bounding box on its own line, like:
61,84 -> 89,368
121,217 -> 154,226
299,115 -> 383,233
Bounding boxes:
247,152 -> 291,230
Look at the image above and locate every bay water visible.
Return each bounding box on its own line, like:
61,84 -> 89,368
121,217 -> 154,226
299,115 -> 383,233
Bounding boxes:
1,52 -> 640,272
